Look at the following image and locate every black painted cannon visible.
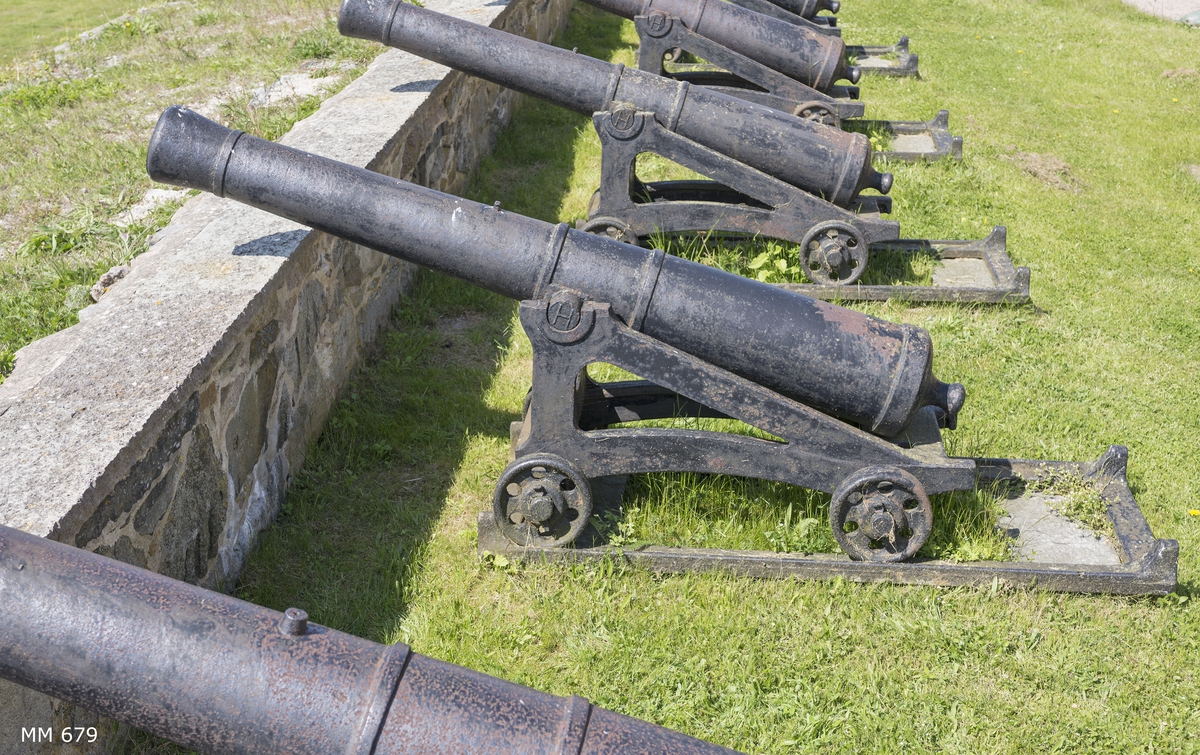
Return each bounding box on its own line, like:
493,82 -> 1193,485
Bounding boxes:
579,0 -> 858,92
580,0 -> 931,132
147,106 -> 983,562
339,0 -> 913,287
339,0 -> 887,203
0,524 -> 743,754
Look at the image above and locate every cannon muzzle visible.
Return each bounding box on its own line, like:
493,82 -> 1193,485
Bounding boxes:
338,0 -> 889,206
581,0 -> 856,90
147,107 -> 958,435
0,524 -> 741,755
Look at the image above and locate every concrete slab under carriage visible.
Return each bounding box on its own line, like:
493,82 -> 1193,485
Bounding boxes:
997,492 -> 1121,566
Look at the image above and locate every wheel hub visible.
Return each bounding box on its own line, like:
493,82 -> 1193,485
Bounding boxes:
829,467 -> 933,562
494,455 -> 593,547
521,483 -> 561,527
816,235 -> 847,271
800,222 -> 868,285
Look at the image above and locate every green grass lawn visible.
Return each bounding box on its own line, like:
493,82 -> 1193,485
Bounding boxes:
231,0 -> 1200,752
0,0 -> 137,65
0,0 -> 380,381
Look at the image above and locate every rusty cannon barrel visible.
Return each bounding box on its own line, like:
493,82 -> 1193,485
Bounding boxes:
0,525 -> 742,755
338,0 -> 889,207
147,107 -> 959,435
579,0 -> 858,89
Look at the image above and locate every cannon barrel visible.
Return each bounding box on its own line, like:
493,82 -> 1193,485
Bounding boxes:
580,0 -> 858,88
147,107 -> 959,435
338,0 -> 889,205
0,524 -> 741,755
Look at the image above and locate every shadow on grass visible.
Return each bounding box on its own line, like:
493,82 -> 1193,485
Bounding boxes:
232,4 -> 631,642
468,5 -> 628,223
236,273 -> 517,641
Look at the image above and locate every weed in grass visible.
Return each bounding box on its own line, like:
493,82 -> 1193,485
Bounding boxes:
842,119 -> 895,153
1,76 -> 116,112
108,15 -> 160,39
290,18 -> 379,65
123,728 -> 193,755
222,92 -> 325,142
1026,469 -> 1114,541
194,9 -> 220,28
763,501 -> 824,553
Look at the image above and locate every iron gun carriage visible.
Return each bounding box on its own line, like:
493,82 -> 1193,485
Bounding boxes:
144,106 -> 1172,591
149,106 -> 973,562
339,0 -> 1023,300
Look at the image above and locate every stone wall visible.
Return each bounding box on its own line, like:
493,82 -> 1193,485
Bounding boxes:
0,0 -> 574,752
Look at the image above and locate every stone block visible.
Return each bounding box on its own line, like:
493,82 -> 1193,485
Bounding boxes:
160,423 -> 227,583
74,392 -> 198,548
225,354 -> 278,502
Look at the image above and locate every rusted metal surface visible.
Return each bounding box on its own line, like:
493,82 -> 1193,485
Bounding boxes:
581,0 -> 858,91
147,106 -> 961,437
0,524 -> 744,754
481,446 -> 1178,596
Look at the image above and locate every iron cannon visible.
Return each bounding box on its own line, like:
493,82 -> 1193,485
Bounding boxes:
149,107 -> 952,437
578,0 -> 858,91
0,524 -> 744,755
580,0 -> 932,135
337,0 -> 924,287
146,106 -> 979,561
338,0 -> 888,206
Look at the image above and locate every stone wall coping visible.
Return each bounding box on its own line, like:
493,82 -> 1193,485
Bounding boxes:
0,0 -> 523,538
